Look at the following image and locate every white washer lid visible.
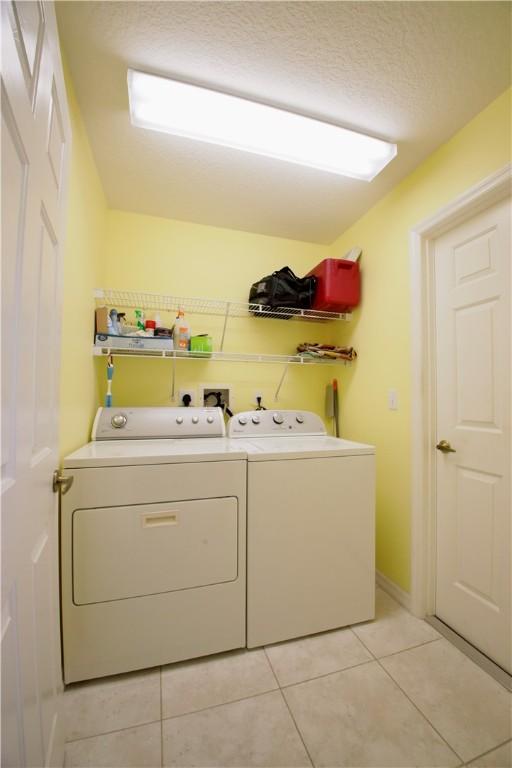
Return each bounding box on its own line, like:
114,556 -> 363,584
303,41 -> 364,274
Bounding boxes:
63,438 -> 247,468
241,436 -> 375,461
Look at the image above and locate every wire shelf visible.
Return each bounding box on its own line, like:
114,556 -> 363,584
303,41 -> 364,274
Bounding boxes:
94,289 -> 351,322
92,346 -> 351,366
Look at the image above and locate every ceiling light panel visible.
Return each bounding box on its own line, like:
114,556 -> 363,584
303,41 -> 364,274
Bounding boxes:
128,69 -> 397,181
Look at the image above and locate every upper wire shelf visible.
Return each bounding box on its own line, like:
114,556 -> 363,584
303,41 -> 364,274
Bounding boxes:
94,289 -> 351,322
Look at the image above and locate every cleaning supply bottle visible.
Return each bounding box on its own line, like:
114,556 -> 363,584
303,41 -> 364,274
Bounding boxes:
109,308 -> 119,335
173,309 -> 190,351
134,309 -> 145,331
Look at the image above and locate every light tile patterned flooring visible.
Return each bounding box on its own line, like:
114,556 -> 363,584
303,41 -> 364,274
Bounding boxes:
64,588 -> 511,767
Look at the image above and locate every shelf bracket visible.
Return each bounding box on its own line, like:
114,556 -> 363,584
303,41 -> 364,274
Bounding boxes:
274,363 -> 289,402
219,302 -> 231,352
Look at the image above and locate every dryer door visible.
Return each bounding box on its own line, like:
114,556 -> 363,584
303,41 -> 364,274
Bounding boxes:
73,497 -> 238,604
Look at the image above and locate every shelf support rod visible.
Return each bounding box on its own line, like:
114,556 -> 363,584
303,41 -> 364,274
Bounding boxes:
170,354 -> 176,402
219,302 -> 231,352
274,363 -> 289,402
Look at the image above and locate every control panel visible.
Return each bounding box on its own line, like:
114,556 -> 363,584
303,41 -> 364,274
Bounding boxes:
227,410 -> 326,437
92,407 -> 225,440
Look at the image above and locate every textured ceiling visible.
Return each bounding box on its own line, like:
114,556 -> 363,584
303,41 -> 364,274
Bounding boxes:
57,1 -> 511,244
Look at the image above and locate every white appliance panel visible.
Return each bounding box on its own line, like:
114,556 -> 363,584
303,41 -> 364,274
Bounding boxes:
228,409 -> 325,437
73,497 -> 238,605
92,406 -> 225,439
61,459 -> 246,682
64,437 -> 246,468
247,454 -> 375,647
243,435 -> 374,460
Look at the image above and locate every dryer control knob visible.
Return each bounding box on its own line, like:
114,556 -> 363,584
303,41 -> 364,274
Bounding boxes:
176,416 -> 183,424
238,416 -> 248,426
273,412 -> 284,424
252,415 -> 260,424
192,416 -> 199,424
206,416 -> 214,424
111,413 -> 127,428
296,414 -> 304,424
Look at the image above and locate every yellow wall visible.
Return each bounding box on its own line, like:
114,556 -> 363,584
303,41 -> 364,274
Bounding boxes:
59,62 -> 107,457
60,62 -> 510,595
331,88 -> 511,591
98,211 -> 341,419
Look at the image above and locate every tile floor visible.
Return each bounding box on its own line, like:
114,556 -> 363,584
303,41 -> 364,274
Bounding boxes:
64,588 -> 511,767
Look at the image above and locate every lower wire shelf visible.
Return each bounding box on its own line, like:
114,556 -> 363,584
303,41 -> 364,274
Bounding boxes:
92,346 -> 353,366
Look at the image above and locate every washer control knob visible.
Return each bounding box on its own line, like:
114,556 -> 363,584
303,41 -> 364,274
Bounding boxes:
273,412 -> 284,425
176,416 -> 184,424
252,415 -> 260,424
296,414 -> 304,424
192,416 -> 199,424
238,416 -> 248,426
206,415 -> 214,424
111,413 -> 127,429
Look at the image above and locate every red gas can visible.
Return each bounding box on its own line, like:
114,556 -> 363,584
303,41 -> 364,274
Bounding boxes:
306,258 -> 360,312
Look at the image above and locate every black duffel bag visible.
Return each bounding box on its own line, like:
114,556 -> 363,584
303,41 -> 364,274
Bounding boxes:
249,266 -> 317,316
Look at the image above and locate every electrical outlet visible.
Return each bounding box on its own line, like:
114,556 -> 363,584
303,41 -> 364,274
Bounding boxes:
179,388 -> 196,407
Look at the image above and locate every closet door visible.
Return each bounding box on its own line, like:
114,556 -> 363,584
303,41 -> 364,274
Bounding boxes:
434,195 -> 511,674
1,2 -> 71,765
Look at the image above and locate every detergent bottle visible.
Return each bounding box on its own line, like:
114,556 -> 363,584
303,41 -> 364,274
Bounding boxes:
173,309 -> 190,351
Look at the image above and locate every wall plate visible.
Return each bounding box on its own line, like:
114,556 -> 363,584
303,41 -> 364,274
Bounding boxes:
199,383 -> 232,410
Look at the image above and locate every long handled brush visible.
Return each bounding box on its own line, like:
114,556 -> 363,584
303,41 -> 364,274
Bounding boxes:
105,356 -> 114,407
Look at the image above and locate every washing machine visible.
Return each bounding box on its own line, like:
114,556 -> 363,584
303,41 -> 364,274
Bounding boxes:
60,407 -> 246,683
228,410 -> 375,648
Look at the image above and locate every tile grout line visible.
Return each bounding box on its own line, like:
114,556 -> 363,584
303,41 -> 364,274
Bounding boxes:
262,646 -> 315,767
155,635 -> 449,729
365,635 -> 443,661
278,687 -> 315,768
262,645 -> 282,689
352,630 -> 466,765
272,634 -> 444,692
151,658 -> 380,734
65,718 -> 162,746
465,737 -> 512,766
160,686 -> 279,723
278,656 -> 376,690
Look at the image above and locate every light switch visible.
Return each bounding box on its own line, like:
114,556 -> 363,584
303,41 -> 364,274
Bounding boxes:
388,389 -> 398,410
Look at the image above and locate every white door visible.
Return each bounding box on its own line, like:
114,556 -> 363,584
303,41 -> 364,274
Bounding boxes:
1,2 -> 70,766
434,195 -> 511,673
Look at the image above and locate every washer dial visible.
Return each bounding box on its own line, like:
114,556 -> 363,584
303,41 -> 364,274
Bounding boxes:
111,413 -> 127,429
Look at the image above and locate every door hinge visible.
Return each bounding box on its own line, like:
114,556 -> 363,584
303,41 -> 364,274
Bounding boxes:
52,470 -> 74,495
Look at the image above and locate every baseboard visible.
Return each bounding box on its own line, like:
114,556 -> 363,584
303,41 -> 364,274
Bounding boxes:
376,570 -> 412,612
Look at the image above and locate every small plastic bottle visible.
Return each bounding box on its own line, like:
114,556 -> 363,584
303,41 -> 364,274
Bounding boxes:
173,309 -> 190,350
109,308 -> 119,335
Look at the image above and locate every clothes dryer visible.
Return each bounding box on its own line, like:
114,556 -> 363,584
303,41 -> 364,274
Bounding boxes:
61,407 -> 246,682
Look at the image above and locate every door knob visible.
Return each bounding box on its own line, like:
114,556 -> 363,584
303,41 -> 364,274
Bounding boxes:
436,440 -> 456,453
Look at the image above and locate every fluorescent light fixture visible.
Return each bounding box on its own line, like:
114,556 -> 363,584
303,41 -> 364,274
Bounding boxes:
127,69 -> 397,181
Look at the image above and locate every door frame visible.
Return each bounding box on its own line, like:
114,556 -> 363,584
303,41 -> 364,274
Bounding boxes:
409,163 -> 512,618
